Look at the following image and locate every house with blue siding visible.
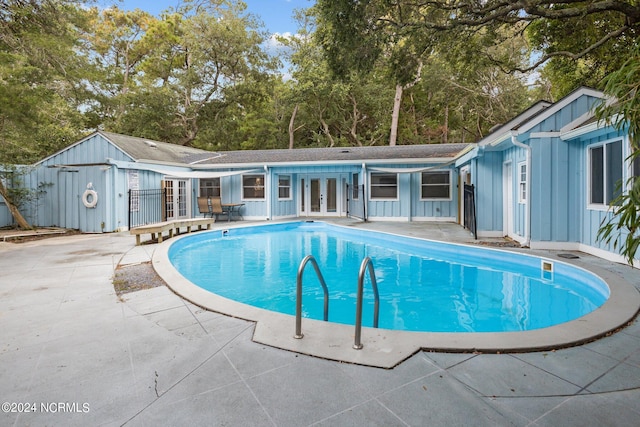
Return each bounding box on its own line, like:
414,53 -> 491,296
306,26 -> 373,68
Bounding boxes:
4,131 -> 471,232
458,86 -> 634,264
1,86 -> 635,264
14,132 -> 213,233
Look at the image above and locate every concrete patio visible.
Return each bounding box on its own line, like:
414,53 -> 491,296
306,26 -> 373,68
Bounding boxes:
1,222 -> 639,426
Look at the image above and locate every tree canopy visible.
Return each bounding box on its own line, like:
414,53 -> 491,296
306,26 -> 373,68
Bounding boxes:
2,1 -> 640,260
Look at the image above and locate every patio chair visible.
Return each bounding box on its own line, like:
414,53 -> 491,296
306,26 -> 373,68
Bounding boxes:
197,197 -> 213,218
209,197 -> 227,221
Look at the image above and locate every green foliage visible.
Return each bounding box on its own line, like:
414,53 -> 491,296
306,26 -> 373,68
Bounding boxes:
595,45 -> 640,263
527,7 -> 635,98
598,177 -> 640,265
0,0 -> 636,159
0,0 -> 90,164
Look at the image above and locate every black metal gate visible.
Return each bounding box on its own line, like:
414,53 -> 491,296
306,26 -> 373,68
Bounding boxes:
346,183 -> 366,221
463,183 -> 477,239
128,189 -> 166,229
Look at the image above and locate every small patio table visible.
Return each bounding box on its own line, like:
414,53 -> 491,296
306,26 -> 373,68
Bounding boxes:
221,203 -> 244,222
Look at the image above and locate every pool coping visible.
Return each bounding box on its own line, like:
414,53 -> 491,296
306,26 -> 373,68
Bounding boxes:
152,221 -> 640,369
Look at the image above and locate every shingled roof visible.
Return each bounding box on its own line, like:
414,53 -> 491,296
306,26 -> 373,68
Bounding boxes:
100,132 -> 213,164
100,131 -> 471,167
189,143 -> 472,167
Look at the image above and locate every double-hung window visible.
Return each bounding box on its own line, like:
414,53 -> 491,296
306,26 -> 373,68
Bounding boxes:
243,174 -> 265,200
352,173 -> 359,200
421,171 -> 451,200
518,162 -> 527,204
370,173 -> 398,199
200,178 -> 221,198
278,175 -> 291,200
588,140 -> 623,207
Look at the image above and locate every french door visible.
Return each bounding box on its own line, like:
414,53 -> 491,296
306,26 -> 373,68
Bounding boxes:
300,176 -> 340,216
164,179 -> 190,221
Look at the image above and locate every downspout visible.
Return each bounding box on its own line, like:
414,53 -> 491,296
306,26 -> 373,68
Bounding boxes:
511,133 -> 531,247
264,165 -> 270,220
362,163 -> 368,221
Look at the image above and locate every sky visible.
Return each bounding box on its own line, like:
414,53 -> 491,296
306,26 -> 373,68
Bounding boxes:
97,0 -> 313,36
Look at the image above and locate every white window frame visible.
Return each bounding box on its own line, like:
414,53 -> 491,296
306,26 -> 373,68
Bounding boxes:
242,174 -> 265,200
587,138 -> 623,210
278,175 -> 291,200
518,162 -> 527,204
352,173 -> 360,200
199,178 -> 221,198
420,170 -> 452,201
369,172 -> 398,200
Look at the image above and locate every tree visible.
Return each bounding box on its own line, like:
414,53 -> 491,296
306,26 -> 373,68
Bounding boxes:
0,0 -> 90,164
0,168 -> 31,229
0,0 -> 91,228
315,0 -> 437,146
278,8 -> 393,149
314,1 -> 531,145
86,7 -> 157,129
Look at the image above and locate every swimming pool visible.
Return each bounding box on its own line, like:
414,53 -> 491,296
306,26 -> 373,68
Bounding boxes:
167,221 -> 609,333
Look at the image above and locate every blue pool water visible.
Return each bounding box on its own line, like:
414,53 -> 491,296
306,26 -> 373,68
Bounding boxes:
168,222 -> 609,333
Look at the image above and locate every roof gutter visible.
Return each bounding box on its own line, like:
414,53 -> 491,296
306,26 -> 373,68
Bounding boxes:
187,156 -> 464,170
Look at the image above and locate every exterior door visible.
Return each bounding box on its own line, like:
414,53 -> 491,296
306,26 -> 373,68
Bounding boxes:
164,179 -> 189,221
301,176 -> 340,216
458,167 -> 471,225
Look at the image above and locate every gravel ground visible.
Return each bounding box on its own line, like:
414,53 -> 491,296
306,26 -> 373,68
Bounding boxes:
112,262 -> 166,296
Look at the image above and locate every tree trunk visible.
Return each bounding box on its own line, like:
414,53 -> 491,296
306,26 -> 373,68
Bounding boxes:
320,118 -> 335,147
289,104 -> 299,149
389,84 -> 403,146
389,62 -> 423,146
443,105 -> 449,144
0,179 -> 32,230
349,94 -> 363,146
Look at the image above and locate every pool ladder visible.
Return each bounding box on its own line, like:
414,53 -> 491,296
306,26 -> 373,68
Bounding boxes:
294,255 -> 379,350
294,255 -> 329,339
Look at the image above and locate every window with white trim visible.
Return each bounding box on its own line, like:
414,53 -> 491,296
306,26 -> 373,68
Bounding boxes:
370,173 -> 398,199
199,178 -> 221,198
589,140 -> 622,207
278,175 -> 291,199
518,162 -> 527,203
421,171 -> 451,200
242,174 -> 265,199
352,173 -> 359,200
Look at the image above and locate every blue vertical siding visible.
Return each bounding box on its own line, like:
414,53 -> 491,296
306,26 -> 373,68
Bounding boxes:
23,134 -> 157,232
529,136 -> 577,243
0,200 -> 10,227
520,94 -> 606,244
528,95 -> 601,133
474,152 -> 504,233
409,170 -> 457,219
574,129 -> 629,252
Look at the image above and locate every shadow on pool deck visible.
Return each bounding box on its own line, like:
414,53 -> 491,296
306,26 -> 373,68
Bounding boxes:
1,221 -> 640,426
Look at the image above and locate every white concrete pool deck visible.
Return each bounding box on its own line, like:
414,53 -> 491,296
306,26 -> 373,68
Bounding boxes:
1,221 -> 639,426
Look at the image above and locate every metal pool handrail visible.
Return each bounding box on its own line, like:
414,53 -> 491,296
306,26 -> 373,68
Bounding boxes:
353,257 -> 380,350
294,255 -> 329,339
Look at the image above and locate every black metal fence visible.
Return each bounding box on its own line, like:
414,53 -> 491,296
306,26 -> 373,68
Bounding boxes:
129,189 -> 166,229
463,183 -> 477,239
346,184 -> 366,221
